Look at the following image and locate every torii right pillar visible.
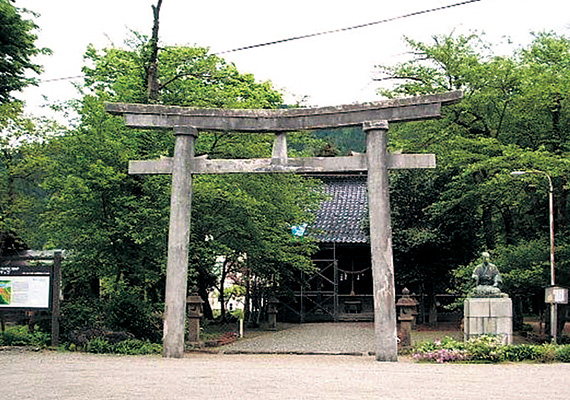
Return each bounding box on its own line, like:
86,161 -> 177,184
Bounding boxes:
365,120 -> 398,361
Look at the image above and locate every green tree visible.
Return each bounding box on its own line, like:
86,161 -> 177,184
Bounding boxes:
376,32 -> 570,325
0,1 -> 49,102
0,101 -> 62,254
0,1 -> 51,254
43,34 -> 322,334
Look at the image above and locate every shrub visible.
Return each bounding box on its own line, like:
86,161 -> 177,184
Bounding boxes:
86,337 -> 112,354
465,335 -> 503,362
60,290 -> 163,343
500,344 -> 538,362
411,335 -> 570,363
0,326 -> 50,347
68,327 -> 135,347
534,343 -> 558,363
113,339 -> 162,355
556,345 -> 570,362
412,335 -> 460,353
413,348 -> 470,363
103,286 -> 162,342
518,323 -> 534,334
59,298 -> 105,340
84,337 -> 161,355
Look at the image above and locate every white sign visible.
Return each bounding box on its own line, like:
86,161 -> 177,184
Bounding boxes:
545,286 -> 569,304
0,276 -> 51,308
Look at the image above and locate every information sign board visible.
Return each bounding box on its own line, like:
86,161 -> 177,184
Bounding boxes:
0,265 -> 51,309
545,286 -> 569,305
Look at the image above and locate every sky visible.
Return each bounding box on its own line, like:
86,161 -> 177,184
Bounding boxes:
15,0 -> 570,119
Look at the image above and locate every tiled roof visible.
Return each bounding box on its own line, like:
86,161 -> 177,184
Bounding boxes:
309,175 -> 368,244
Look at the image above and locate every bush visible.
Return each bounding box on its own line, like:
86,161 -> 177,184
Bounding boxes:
0,326 -> 50,347
60,288 -> 163,343
59,298 -> 105,340
412,336 -> 465,354
465,335 -> 503,362
103,286 -> 162,342
556,345 -> 570,362
84,337 -> 162,355
113,339 -> 162,355
86,337 -> 112,354
412,348 -> 470,363
500,344 -> 538,362
411,335 -> 570,363
534,343 -> 558,363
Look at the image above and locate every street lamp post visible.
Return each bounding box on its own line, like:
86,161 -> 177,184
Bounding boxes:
510,170 -> 557,342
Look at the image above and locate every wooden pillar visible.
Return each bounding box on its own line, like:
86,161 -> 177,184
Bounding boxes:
163,125 -> 197,358
51,251 -> 62,347
364,120 -> 398,362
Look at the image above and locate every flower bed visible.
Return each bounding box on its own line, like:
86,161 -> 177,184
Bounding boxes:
412,335 -> 570,363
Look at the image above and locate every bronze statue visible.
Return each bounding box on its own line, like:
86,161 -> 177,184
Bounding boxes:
470,252 -> 506,297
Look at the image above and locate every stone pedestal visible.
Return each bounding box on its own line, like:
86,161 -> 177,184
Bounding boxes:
397,315 -> 413,348
464,297 -> 512,344
186,295 -> 204,343
267,297 -> 279,331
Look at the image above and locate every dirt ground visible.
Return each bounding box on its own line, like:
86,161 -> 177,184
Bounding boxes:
3,349 -> 570,400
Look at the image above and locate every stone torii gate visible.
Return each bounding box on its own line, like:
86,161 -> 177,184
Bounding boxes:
106,90 -> 461,361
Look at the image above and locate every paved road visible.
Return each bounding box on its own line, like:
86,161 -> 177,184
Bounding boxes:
4,349 -> 570,400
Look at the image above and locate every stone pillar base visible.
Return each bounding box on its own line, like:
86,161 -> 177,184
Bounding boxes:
464,297 -> 512,344
187,317 -> 201,343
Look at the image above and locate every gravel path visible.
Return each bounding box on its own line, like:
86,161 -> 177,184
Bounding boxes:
222,322 -> 377,355
3,349 -> 570,400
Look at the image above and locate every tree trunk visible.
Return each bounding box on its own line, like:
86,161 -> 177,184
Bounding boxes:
557,185 -> 567,234
512,295 -> 524,331
198,285 -> 213,320
482,204 -> 496,250
147,0 -> 162,101
244,267 -> 251,322
500,206 -> 516,246
219,259 -> 227,321
551,92 -> 563,153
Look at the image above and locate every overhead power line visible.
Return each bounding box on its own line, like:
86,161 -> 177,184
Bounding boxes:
215,0 -> 481,55
41,75 -> 84,83
38,0 -> 481,84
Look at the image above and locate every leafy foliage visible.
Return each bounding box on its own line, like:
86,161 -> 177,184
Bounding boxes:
37,29 -> 324,334
0,102 -> 63,254
0,325 -> 50,347
85,337 -> 162,355
0,1 -> 50,102
377,32 -> 570,323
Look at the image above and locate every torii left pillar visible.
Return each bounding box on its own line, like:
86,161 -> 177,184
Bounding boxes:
163,125 -> 197,358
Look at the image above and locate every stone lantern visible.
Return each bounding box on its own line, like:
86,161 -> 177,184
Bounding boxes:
396,288 -> 419,347
267,297 -> 280,331
186,294 -> 204,343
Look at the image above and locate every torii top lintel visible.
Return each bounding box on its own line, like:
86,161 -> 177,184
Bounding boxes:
105,91 -> 462,132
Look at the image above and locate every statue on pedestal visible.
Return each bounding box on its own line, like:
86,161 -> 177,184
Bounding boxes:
470,252 -> 507,298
